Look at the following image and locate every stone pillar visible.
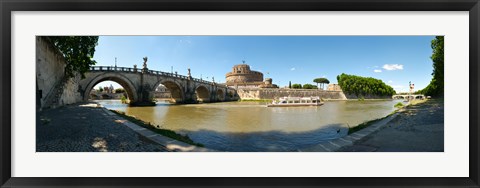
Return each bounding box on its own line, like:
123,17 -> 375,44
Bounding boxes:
183,80 -> 197,104
131,68 -> 155,106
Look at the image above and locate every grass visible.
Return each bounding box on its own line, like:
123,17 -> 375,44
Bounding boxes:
394,102 -> 404,108
348,114 -> 392,134
408,99 -> 428,106
357,96 -> 365,101
109,109 -> 204,147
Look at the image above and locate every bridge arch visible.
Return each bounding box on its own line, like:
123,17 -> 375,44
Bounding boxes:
83,72 -> 138,103
216,88 -> 225,102
195,85 -> 210,103
90,93 -> 100,100
153,78 -> 184,103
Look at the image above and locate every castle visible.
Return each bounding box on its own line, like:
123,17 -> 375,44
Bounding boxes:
225,62 -> 278,89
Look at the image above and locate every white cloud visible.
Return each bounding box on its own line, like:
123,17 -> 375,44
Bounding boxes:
374,65 -> 379,68
388,80 -> 393,83
290,68 -> 295,71
382,64 -> 404,71
322,75 -> 326,78
374,69 -> 382,73
178,39 -> 191,44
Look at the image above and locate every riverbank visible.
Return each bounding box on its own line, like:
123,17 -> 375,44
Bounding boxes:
299,99 -> 442,152
36,103 -> 168,152
37,102 -> 212,152
337,98 -> 444,152
108,109 -> 204,147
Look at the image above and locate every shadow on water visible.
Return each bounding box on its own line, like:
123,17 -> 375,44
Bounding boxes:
178,123 -> 349,152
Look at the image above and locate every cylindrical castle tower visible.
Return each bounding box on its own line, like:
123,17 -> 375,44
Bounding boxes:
225,63 -> 263,85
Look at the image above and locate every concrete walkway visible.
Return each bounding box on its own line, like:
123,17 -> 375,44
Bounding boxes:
299,99 -> 444,152
37,102 -> 211,152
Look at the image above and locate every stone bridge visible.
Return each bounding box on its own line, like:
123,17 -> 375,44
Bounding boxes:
392,94 -> 426,100
79,66 -> 238,105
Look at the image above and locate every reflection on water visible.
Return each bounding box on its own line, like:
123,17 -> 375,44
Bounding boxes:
96,99 -> 401,151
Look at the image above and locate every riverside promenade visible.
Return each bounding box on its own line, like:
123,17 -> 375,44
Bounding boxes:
37,102 -> 212,152
299,99 -> 444,152
36,103 -> 171,152
337,99 -> 444,152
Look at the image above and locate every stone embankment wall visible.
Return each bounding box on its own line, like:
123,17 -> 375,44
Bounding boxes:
36,37 -> 65,108
237,88 -> 347,100
59,74 -> 83,105
36,37 -> 83,109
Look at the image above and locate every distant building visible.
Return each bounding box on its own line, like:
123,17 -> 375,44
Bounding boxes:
154,85 -> 171,98
225,62 -> 278,89
327,84 -> 342,91
155,85 -> 169,92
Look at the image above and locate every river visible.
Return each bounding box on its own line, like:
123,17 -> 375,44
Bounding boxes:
96,99 -> 403,152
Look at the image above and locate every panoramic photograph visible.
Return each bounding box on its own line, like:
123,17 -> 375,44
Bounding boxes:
36,36 -> 444,152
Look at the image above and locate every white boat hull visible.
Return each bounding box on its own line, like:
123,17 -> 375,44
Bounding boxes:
267,102 -> 324,107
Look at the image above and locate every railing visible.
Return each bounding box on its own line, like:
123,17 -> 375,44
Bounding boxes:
89,66 -> 225,86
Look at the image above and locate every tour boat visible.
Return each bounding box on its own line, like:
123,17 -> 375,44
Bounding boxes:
267,97 -> 324,107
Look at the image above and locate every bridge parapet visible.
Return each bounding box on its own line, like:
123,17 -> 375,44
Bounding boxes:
84,66 -> 238,105
89,66 -> 222,86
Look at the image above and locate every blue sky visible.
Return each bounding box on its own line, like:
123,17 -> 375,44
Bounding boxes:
92,36 -> 436,93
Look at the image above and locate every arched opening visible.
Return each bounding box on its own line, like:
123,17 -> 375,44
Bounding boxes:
154,84 -> 172,103
156,80 -> 183,103
196,85 -> 210,103
217,89 -> 225,102
228,90 -> 236,100
84,74 -> 137,104
88,80 -> 130,103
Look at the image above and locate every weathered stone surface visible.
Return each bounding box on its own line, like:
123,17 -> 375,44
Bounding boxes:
236,88 -> 347,100
79,69 -> 238,105
36,37 -> 84,109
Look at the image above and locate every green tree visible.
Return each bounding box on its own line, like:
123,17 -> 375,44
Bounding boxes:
292,84 -> 302,89
313,78 -> 330,90
98,86 -> 104,92
115,88 -> 125,93
47,36 -> 99,79
336,73 -> 395,97
302,84 -> 317,89
417,36 -> 444,97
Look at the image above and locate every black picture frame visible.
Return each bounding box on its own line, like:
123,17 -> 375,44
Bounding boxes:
1,0 -> 479,187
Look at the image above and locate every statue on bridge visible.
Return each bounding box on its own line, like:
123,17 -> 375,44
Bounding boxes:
187,68 -> 191,78
143,57 -> 148,69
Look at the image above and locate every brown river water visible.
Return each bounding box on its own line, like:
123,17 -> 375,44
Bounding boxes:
96,99 -> 402,151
